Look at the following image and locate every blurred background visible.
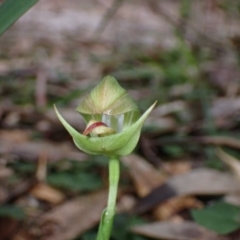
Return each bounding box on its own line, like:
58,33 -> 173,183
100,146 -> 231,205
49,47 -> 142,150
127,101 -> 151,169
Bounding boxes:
1,0 -> 240,239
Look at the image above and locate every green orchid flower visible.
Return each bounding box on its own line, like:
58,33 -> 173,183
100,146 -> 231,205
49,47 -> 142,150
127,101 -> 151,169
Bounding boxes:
54,76 -> 156,158
54,75 -> 156,240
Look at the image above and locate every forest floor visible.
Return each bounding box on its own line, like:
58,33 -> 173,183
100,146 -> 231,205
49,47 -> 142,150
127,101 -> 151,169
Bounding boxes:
1,0 -> 240,239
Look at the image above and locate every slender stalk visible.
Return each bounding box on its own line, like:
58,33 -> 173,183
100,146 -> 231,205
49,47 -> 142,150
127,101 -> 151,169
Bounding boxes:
97,157 -> 120,240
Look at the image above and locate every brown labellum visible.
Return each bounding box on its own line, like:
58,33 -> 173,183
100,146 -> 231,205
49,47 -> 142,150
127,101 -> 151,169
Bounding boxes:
83,121 -> 108,136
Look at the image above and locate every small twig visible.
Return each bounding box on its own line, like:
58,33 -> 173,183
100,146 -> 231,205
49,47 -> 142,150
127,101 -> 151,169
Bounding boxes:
35,68 -> 47,107
36,152 -> 48,182
93,0 -> 125,38
154,136 -> 240,150
147,0 -> 225,50
0,67 -> 37,79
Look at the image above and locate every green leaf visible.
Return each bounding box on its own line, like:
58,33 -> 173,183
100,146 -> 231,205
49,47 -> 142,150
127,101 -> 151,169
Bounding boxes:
10,161 -> 35,174
0,0 -> 38,36
163,145 -> 184,157
191,201 -> 240,234
0,205 -> 25,220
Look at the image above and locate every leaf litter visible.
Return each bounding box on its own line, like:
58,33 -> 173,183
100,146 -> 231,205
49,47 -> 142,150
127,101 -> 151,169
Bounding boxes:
1,0 -> 240,239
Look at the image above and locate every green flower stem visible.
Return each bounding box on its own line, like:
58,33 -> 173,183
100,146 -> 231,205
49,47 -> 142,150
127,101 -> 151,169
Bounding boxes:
97,157 -> 120,240
105,158 -> 120,239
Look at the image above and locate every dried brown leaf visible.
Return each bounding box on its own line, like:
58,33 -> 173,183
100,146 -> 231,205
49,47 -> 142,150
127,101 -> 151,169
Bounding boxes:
30,183 -> 65,204
224,192 -> 240,206
131,220 -> 226,240
154,196 -> 202,220
0,140 -> 87,162
135,168 -> 240,214
170,168 -> 240,196
32,190 -> 108,240
122,154 -> 165,197
0,130 -> 30,143
165,160 -> 192,175
0,217 -> 25,240
216,148 -> 240,182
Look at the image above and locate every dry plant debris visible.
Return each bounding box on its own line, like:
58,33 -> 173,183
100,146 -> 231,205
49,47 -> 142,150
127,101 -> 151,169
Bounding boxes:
1,0 -> 240,239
